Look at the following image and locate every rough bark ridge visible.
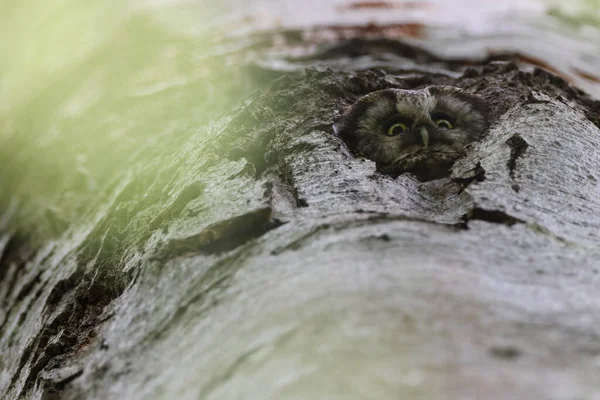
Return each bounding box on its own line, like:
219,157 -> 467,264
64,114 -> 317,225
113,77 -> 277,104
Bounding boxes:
2,58 -> 600,399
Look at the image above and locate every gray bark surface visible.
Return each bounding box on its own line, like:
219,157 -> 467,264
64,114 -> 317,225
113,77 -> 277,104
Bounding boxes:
2,44 -> 600,399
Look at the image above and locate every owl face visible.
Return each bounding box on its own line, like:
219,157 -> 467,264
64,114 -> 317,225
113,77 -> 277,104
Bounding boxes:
334,87 -> 489,181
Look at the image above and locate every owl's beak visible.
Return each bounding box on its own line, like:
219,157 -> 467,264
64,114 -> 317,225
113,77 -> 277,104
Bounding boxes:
419,126 -> 429,148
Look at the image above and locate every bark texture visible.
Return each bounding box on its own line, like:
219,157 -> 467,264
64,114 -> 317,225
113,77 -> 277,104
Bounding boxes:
2,43 -> 600,400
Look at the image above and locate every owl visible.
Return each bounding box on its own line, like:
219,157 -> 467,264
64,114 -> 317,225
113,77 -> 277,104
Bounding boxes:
334,86 -> 489,181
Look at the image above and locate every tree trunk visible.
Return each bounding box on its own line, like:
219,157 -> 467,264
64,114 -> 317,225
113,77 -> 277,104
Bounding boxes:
2,35 -> 600,400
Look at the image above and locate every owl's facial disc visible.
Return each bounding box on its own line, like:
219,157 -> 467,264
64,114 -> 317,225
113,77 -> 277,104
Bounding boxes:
335,86 -> 489,181
387,119 -> 466,181
381,115 -> 435,152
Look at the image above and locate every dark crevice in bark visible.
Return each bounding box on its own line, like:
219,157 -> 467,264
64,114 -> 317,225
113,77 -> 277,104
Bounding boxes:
46,270 -> 85,310
489,345 -> 523,360
464,207 -> 524,226
4,225 -> 130,398
452,161 -> 486,188
154,207 -> 284,260
506,134 -> 529,179
13,266 -> 128,399
523,91 -> 551,105
193,211 -> 283,255
584,103 -> 600,131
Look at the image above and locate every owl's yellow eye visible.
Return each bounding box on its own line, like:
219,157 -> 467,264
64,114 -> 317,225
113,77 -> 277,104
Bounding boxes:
387,122 -> 408,136
435,119 -> 454,129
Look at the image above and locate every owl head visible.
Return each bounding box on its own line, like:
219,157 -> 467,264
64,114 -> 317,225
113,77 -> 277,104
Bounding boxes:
334,86 -> 489,181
